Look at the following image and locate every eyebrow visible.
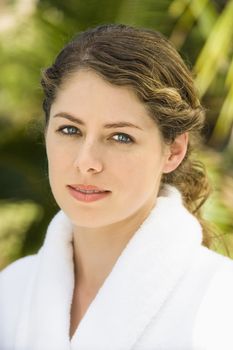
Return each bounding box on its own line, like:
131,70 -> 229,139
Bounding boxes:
52,112 -> 143,130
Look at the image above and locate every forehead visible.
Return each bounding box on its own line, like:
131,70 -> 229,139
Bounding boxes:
50,70 -> 156,129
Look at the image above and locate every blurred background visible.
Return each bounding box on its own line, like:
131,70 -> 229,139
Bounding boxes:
0,0 -> 232,270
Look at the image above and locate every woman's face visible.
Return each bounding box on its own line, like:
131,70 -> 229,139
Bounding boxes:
45,70 -> 171,228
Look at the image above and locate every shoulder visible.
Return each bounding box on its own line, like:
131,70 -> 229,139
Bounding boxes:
0,255 -> 37,304
193,249 -> 233,350
0,254 -> 37,283
0,255 -> 38,346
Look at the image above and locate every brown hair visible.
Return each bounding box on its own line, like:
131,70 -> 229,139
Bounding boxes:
41,24 -> 211,246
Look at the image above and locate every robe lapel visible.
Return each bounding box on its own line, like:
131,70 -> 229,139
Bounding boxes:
15,211 -> 74,350
71,186 -> 202,350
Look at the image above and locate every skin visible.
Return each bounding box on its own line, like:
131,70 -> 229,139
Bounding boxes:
45,69 -> 188,337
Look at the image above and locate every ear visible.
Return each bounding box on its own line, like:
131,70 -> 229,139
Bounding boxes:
163,133 -> 189,174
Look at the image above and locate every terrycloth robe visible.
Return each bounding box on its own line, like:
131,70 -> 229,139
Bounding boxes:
1,185 -> 233,350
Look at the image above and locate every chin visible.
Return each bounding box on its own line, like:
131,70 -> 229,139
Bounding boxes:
59,204 -> 113,228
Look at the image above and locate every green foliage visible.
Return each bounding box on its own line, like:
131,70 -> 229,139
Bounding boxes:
0,201 -> 42,267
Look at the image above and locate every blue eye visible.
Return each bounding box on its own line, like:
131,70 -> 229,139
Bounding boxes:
112,133 -> 133,144
57,126 -> 80,136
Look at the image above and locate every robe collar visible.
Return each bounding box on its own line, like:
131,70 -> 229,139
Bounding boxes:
15,185 -> 202,350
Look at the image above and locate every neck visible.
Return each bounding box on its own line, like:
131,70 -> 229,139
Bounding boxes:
72,199 -> 156,293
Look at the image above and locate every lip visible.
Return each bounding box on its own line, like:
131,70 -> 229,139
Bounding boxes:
67,185 -> 111,203
69,184 -> 108,192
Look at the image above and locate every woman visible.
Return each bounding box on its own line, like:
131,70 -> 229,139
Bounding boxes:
0,24 -> 233,350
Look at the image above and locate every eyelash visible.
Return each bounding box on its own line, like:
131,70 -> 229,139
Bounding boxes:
56,125 -> 134,144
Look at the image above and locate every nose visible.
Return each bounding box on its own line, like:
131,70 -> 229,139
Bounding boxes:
73,139 -> 104,174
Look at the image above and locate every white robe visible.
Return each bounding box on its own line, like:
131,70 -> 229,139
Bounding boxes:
1,185 -> 233,350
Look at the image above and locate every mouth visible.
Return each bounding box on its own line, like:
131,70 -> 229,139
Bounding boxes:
67,185 -> 111,203
68,184 -> 110,193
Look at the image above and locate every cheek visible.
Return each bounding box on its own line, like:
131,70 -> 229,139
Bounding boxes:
112,150 -> 164,192
46,138 -> 73,180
